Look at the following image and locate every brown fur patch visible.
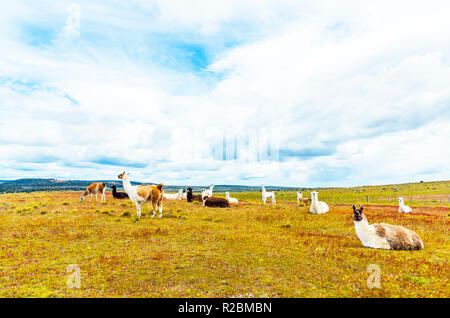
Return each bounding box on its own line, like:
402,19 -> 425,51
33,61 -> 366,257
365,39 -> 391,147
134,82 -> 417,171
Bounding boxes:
373,224 -> 386,238
374,223 -> 424,250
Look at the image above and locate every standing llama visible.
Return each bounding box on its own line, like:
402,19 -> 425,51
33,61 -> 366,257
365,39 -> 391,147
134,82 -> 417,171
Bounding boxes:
398,197 -> 412,213
297,191 -> 311,206
226,192 -> 238,204
201,184 -> 214,198
80,182 -> 106,202
118,171 -> 164,219
353,205 -> 423,250
261,184 -> 276,205
309,191 -> 329,214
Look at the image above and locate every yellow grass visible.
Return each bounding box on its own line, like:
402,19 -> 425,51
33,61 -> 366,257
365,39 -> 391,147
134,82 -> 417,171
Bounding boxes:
0,191 -> 448,298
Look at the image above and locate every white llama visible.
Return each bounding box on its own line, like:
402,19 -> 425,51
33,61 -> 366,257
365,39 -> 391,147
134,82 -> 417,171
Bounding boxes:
118,171 -> 164,219
226,192 -> 238,204
201,184 -> 214,198
261,184 -> 276,206
398,197 -> 412,213
309,191 -> 329,214
353,205 -> 423,250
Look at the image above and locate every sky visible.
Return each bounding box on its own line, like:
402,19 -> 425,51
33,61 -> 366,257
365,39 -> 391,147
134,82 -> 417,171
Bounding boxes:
1,0 -> 449,187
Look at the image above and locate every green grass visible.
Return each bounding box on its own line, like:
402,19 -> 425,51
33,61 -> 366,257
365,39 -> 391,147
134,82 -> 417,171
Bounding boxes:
0,184 -> 448,298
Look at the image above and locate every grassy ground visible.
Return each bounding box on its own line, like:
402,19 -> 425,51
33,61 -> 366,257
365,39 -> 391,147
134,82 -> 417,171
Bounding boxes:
0,189 -> 448,298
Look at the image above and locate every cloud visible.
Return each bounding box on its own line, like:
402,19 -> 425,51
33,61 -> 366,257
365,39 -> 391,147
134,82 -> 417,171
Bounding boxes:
0,1 -> 449,186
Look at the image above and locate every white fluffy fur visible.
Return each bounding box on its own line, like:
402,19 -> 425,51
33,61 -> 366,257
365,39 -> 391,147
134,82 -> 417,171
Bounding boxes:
261,184 -> 276,206
163,189 -> 183,200
226,192 -> 239,204
309,191 -> 329,214
201,184 -> 214,198
354,217 -> 391,249
296,192 -> 302,204
120,172 -> 163,219
398,197 -> 412,213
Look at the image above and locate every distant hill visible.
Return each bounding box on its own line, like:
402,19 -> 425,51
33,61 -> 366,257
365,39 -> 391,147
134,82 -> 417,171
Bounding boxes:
0,179 -> 296,193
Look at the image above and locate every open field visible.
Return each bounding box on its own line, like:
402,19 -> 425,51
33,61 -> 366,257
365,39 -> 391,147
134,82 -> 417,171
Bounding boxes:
0,189 -> 448,298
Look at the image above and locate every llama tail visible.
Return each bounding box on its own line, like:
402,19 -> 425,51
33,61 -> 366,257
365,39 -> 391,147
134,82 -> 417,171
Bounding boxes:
157,184 -> 164,191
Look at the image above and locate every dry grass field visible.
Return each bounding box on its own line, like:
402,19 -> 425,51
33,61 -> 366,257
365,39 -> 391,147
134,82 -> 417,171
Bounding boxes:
0,190 -> 448,298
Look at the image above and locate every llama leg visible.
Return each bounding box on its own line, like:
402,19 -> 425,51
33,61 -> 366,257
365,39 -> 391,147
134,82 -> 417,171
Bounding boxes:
136,203 -> 141,218
151,201 -> 157,218
89,193 -> 92,201
95,193 -> 98,202
263,197 -> 266,205
272,197 -> 276,206
158,201 -> 163,218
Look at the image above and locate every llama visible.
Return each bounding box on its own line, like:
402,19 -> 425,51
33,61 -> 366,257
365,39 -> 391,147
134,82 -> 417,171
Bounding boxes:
181,189 -> 187,200
398,197 -> 412,213
163,189 -> 183,200
202,195 -> 230,208
118,171 -> 164,219
186,187 -> 202,202
353,205 -> 423,250
80,182 -> 106,202
297,191 -> 311,206
110,185 -> 129,199
261,184 -> 276,206
226,192 -> 238,204
201,184 -> 214,198
309,191 -> 329,213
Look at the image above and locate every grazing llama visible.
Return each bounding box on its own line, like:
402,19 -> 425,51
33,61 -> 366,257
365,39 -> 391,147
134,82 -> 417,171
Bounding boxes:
309,191 -> 329,214
110,185 -> 129,199
80,182 -> 106,202
261,184 -> 276,206
297,191 -> 311,206
353,205 -> 423,250
187,187 -> 202,202
398,197 -> 412,213
118,171 -> 164,219
226,192 -> 238,204
202,195 -> 230,208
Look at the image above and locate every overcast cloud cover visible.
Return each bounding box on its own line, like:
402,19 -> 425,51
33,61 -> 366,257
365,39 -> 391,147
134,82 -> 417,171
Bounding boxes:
1,0 -> 449,187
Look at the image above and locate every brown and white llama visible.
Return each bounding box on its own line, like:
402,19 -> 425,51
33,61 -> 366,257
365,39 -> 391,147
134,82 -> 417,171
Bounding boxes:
80,182 -> 107,202
118,171 -> 164,219
353,205 -> 424,250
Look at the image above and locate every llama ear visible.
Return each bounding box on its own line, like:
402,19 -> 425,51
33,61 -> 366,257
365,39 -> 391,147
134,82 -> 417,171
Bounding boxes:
360,205 -> 364,212
352,205 -> 356,211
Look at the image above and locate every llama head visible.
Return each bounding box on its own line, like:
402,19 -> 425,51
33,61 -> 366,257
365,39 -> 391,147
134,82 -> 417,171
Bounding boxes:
310,191 -> 318,199
187,187 -> 193,193
79,191 -> 88,202
353,205 -> 364,221
110,185 -> 116,190
399,197 -> 404,204
118,171 -> 127,179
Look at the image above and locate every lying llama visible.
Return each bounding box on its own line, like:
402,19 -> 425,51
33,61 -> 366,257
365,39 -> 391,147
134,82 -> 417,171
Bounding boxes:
353,205 -> 423,250
110,185 -> 129,199
202,195 -> 230,208
297,192 -> 311,206
261,184 -> 276,206
398,197 -> 412,213
186,187 -> 202,202
118,171 -> 164,218
226,192 -> 238,204
163,189 -> 183,200
309,191 -> 329,214
80,182 -> 106,202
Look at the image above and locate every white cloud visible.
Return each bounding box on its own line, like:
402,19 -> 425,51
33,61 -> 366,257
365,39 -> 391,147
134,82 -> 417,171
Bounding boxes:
0,1 -> 449,186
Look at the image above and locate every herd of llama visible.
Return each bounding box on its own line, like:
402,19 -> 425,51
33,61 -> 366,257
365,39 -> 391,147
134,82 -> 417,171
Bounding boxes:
79,172 -> 424,251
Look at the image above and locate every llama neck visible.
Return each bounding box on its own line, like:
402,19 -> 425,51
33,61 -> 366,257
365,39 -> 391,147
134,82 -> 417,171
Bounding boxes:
121,176 -> 133,194
226,193 -> 230,199
311,195 -> 319,207
354,216 -> 370,232
399,200 -> 404,208
262,186 -> 266,194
